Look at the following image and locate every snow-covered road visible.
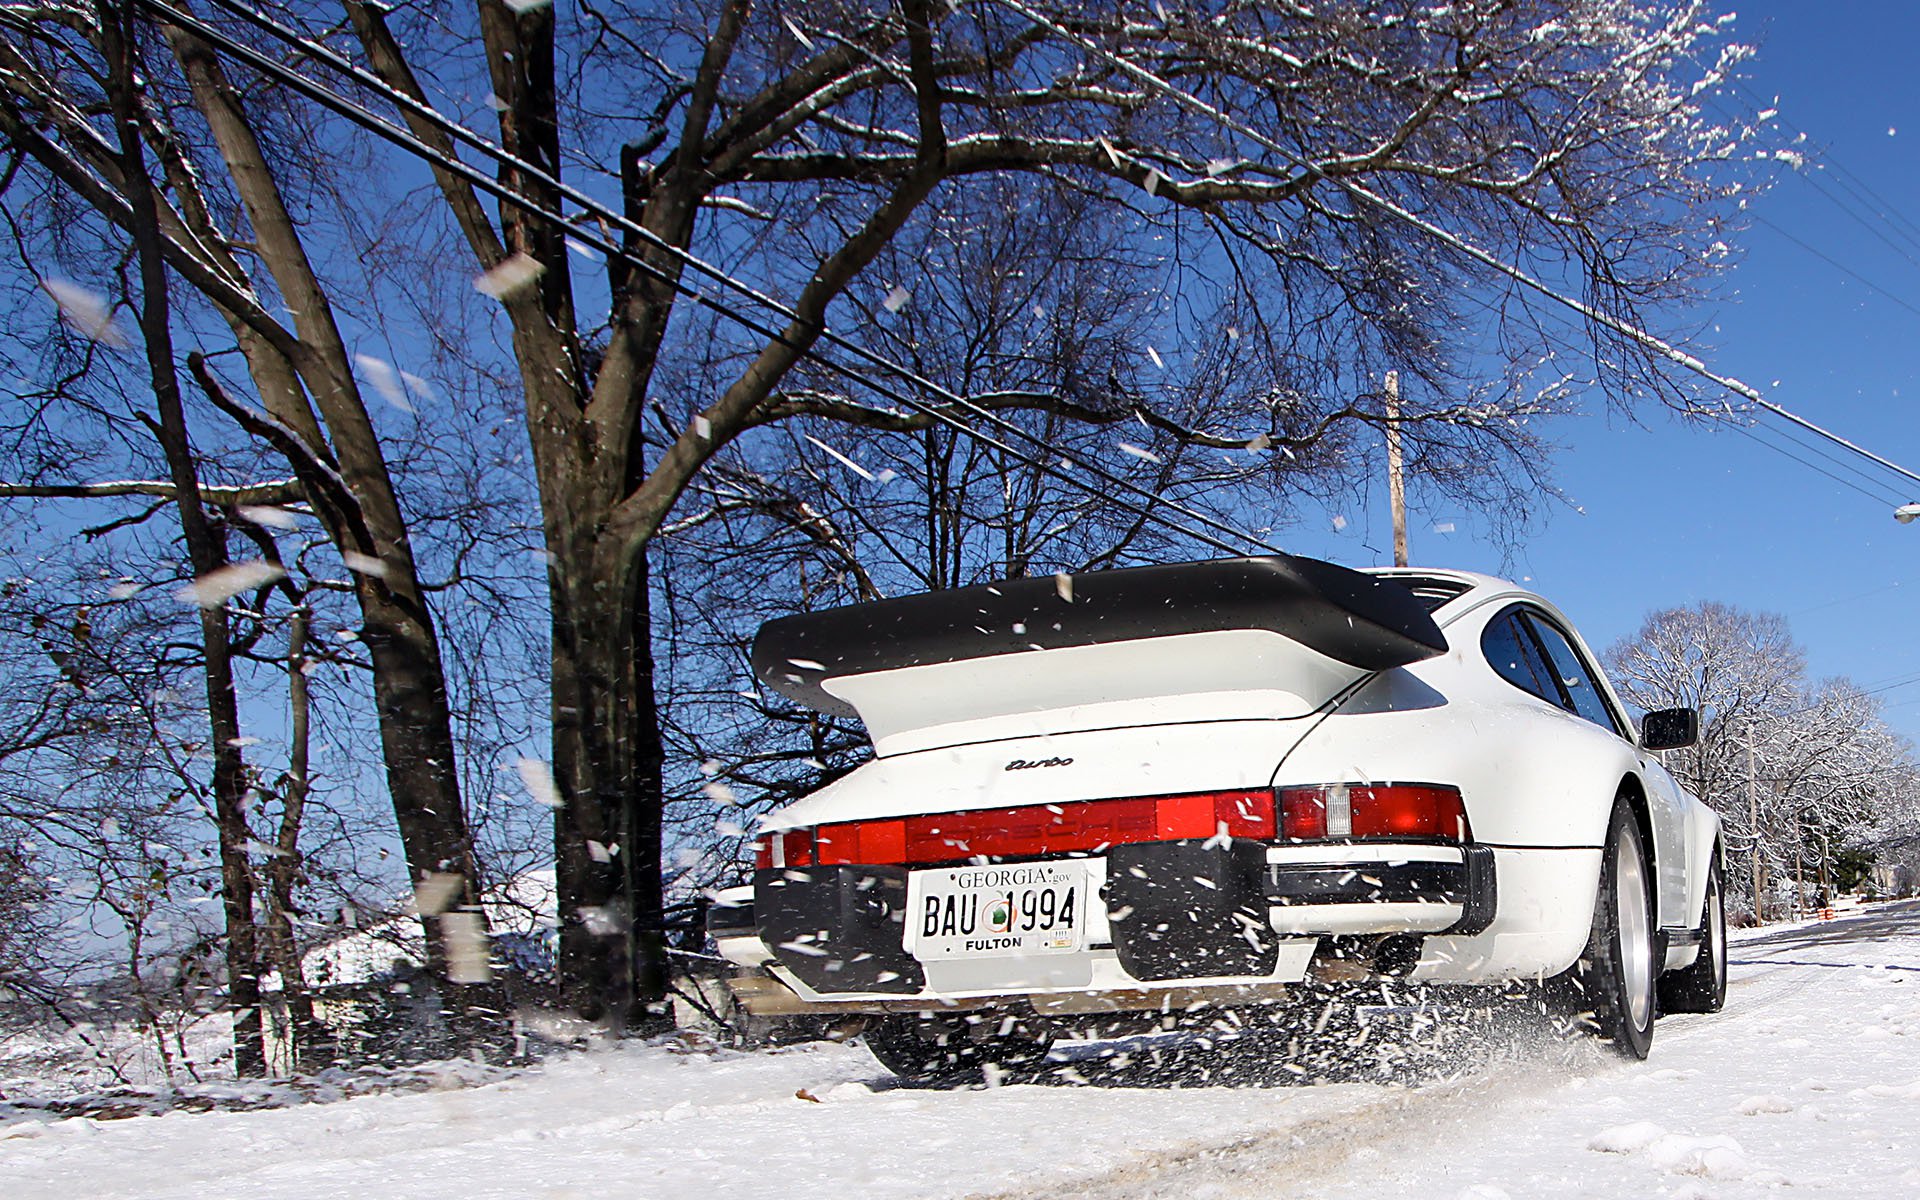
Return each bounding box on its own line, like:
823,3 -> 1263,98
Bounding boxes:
5,903 -> 1920,1200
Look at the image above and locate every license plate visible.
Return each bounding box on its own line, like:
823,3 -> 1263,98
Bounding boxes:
906,861 -> 1088,960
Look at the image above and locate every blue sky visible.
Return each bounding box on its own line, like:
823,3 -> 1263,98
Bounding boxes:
1280,1 -> 1920,741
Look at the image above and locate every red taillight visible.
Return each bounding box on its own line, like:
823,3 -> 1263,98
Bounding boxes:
1279,784 -> 1468,843
770,790 -> 1276,868
1155,790 -> 1277,840
906,798 -> 1158,861
815,818 -> 906,865
754,829 -> 816,868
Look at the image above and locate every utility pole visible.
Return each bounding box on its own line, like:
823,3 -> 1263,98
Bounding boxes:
1385,370 -> 1408,567
1791,809 -> 1804,920
1748,723 -> 1764,924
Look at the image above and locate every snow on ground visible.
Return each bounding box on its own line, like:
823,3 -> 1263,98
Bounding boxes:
4,902 -> 1920,1200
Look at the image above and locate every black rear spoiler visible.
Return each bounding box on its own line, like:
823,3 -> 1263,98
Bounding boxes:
751,554 -> 1448,719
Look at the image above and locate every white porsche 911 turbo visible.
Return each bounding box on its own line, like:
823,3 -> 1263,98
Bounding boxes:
708,554 -> 1727,1081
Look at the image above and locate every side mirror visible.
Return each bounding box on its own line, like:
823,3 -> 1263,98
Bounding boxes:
1641,707 -> 1699,751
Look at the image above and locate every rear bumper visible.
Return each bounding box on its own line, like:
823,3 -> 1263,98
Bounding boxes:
1267,843 -> 1496,937
710,840 -> 1500,1009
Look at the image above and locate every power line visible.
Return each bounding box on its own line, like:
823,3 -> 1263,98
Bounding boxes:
1775,670 -> 1920,718
1523,317 -> 1912,511
1729,77 -> 1920,264
143,0 -> 1279,559
989,0 -> 1920,495
1752,213 -> 1920,324
1751,410 -> 1913,504
1723,421 -> 1903,508
1698,85 -> 1920,324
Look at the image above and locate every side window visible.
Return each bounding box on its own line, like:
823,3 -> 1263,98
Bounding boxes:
1522,614 -> 1624,736
1481,610 -> 1560,706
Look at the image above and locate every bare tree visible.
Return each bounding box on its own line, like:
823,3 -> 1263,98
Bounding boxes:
0,0 -> 1753,1021
1605,602 -> 1917,920
1605,601 -> 1805,807
0,0 -> 497,1014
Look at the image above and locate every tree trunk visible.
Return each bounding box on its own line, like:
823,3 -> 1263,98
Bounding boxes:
552,543 -> 667,1026
162,25 -> 494,1015
260,608 -> 331,1071
102,0 -> 262,1076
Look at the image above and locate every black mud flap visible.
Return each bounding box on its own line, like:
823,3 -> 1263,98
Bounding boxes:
1105,840 -> 1278,982
1447,844 -> 1498,936
755,866 -> 925,994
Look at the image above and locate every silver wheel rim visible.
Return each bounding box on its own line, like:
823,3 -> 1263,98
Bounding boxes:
1616,830 -> 1653,1029
1709,877 -> 1726,993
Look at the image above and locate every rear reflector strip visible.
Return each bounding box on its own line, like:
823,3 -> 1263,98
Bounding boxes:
759,789 -> 1277,868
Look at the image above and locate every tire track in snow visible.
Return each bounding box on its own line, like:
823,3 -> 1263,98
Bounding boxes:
965,1048 -> 1608,1200
992,913 -> 1904,1200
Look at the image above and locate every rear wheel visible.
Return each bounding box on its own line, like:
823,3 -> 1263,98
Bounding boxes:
863,1012 -> 1054,1087
1658,856 -> 1727,1014
1551,801 -> 1656,1058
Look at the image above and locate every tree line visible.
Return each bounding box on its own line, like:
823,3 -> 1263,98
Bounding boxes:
1605,601 -> 1920,919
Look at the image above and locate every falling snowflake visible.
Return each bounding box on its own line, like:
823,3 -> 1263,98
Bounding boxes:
474,252 -> 545,299
236,505 -> 301,530
515,757 -> 565,809
1332,514 -> 1349,531
442,911 -> 492,984
882,285 -> 911,313
41,279 -> 128,347
342,552 -> 388,578
353,354 -> 413,413
1119,442 -> 1162,463
576,905 -> 621,936
805,434 -> 877,481
411,871 -> 463,917
177,561 -> 286,608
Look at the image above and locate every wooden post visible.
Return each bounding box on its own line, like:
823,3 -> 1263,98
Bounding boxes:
1748,724 -> 1764,924
1791,809 -> 1804,920
1385,371 -> 1408,568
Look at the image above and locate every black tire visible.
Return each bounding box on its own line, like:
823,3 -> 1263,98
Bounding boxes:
1658,856 -> 1727,1015
1550,801 -> 1657,1059
863,1012 -> 1054,1087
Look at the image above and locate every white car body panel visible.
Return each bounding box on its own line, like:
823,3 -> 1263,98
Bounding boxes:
761,718 -> 1324,833
1280,583 -> 1693,927
724,559 -> 1722,1015
826,627 -> 1360,756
